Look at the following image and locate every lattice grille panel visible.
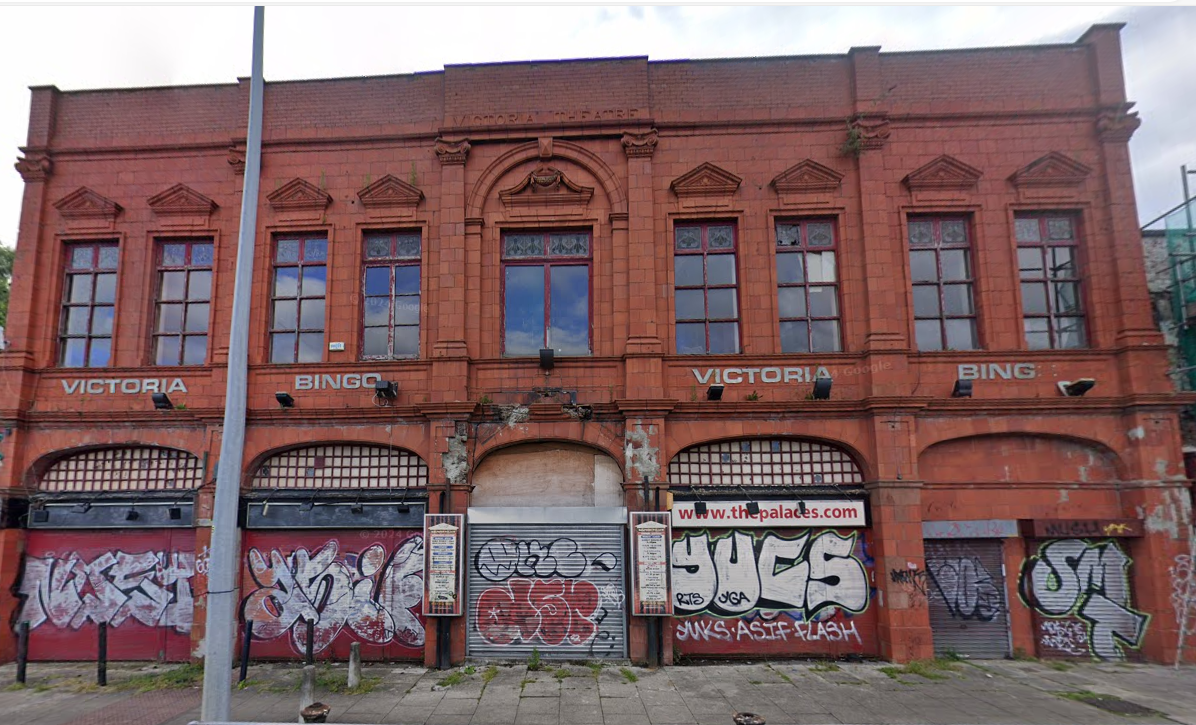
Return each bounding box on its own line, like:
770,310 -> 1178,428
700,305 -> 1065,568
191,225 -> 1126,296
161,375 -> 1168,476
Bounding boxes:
40,447 -> 203,492
668,439 -> 862,487
251,444 -> 428,489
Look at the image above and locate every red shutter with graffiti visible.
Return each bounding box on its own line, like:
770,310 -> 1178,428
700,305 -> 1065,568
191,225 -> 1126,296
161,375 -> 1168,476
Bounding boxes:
239,529 -> 425,661
670,527 -> 878,658
17,530 -> 197,662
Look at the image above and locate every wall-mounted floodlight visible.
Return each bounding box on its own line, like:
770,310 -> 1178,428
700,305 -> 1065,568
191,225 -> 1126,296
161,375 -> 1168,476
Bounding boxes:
746,501 -> 761,516
275,392 -> 295,408
693,501 -> 708,516
31,509 -> 49,524
1058,378 -> 1096,397
125,508 -> 140,521
72,502 -> 92,514
396,504 -> 411,514
375,380 -> 398,400
151,393 -> 174,410
706,384 -> 724,401
798,501 -> 808,516
299,500 -> 314,512
539,348 -> 555,371
168,507 -> 183,520
350,501 -> 364,515
812,376 -> 833,400
952,379 -> 973,398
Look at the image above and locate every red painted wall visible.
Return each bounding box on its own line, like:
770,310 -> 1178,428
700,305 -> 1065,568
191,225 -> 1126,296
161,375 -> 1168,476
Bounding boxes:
18,529 -> 195,661
240,529 -> 425,661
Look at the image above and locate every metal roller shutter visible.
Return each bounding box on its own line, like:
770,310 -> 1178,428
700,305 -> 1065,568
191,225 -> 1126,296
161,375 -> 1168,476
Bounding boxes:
468,523 -> 627,660
925,539 -> 1010,659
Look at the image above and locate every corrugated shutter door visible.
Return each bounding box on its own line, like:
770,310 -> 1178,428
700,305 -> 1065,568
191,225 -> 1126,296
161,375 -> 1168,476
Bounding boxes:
925,539 -> 1010,659
468,523 -> 627,660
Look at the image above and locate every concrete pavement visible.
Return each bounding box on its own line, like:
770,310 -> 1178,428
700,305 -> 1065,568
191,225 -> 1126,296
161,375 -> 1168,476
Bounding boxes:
0,658 -> 1192,725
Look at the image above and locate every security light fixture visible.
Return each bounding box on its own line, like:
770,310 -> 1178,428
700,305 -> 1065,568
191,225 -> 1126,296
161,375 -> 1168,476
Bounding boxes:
72,502 -> 92,514
299,500 -> 314,513
812,376 -> 833,400
374,380 -> 398,400
539,348 -> 555,371
168,507 -> 183,520
706,384 -> 724,401
1058,378 -> 1096,397
746,501 -> 761,516
31,509 -> 49,524
125,508 -> 140,521
350,500 -> 364,515
693,501 -> 708,516
952,379 -> 973,398
275,392 -> 295,408
396,504 -> 411,515
798,500 -> 808,516
151,393 -> 174,410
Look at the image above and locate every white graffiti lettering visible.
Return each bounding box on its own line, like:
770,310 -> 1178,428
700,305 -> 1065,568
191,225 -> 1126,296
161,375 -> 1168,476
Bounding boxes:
474,537 -> 618,583
1020,538 -> 1148,660
671,530 -> 868,617
926,556 -> 1003,621
241,537 -> 424,654
18,550 -> 195,633
1039,620 -> 1090,656
674,617 -> 861,644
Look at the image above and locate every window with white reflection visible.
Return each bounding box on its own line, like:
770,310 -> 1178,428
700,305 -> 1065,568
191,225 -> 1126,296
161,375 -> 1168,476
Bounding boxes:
674,222 -> 739,355
270,235 -> 327,364
776,220 -> 841,353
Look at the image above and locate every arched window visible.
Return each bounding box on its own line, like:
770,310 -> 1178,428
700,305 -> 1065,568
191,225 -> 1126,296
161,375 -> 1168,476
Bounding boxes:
668,438 -> 862,487
251,443 -> 428,490
40,446 -> 203,492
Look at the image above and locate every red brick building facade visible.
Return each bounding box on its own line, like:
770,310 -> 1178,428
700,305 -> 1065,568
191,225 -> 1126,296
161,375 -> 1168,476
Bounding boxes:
2,24 -> 1193,666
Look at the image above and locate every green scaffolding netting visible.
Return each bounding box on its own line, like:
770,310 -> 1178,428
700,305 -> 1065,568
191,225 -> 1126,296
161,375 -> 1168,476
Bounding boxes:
1167,199 -> 1196,389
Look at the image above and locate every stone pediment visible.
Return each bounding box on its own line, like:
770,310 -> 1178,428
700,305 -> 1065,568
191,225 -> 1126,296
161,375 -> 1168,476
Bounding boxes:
267,178 -> 331,221
670,162 -> 741,210
499,165 -> 593,217
147,184 -> 217,227
53,187 -> 122,230
771,160 -> 843,207
357,175 -> 424,220
903,155 -> 983,192
1009,152 -> 1092,188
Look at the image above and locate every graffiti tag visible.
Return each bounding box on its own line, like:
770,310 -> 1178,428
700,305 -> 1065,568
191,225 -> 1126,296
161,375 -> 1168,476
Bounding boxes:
1019,539 -> 1148,660
675,617 -> 861,644
475,577 -> 601,647
671,530 -> 868,617
1039,620 -> 1089,657
474,537 -> 618,582
18,550 -> 195,633
926,556 -> 1003,621
241,537 -> 424,655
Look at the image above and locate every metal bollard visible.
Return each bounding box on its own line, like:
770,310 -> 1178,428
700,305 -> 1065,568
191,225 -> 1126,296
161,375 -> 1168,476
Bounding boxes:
304,618 -> 315,665
239,620 -> 254,683
347,642 -> 361,690
16,621 -> 28,685
97,622 -> 108,687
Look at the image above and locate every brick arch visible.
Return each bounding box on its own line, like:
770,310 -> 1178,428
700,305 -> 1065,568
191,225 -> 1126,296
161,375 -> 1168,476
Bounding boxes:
470,438 -> 626,508
28,443 -> 204,493
470,424 -> 625,478
666,435 -> 866,488
464,140 -> 627,219
661,419 -> 874,480
244,440 -> 429,490
917,433 -> 1123,483
241,425 -> 431,483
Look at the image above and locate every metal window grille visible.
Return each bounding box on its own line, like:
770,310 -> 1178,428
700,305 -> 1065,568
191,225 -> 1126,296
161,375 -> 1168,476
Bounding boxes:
251,444 -> 428,489
909,217 -> 979,352
153,239 -> 214,366
1015,214 -> 1087,350
40,447 -> 203,492
667,439 -> 863,487
59,242 -> 120,368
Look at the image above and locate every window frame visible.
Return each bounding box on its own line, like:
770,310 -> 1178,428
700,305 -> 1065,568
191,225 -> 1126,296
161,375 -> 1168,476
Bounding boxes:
151,239 -> 214,366
673,221 -> 741,355
1015,213 -> 1088,350
58,240 -> 120,368
907,216 -> 981,352
775,218 -> 842,354
269,234 -> 328,364
360,230 -> 423,360
499,229 -> 593,357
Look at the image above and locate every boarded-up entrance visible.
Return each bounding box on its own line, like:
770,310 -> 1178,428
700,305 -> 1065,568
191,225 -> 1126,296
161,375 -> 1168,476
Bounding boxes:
925,539 -> 1010,658
466,508 -> 627,660
18,529 -> 196,661
240,529 -> 426,661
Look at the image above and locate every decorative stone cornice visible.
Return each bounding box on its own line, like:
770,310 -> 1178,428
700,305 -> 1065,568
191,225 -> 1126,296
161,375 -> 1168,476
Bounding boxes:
848,114 -> 890,151
356,174 -> 423,219
903,155 -> 982,192
1096,102 -> 1141,143
14,150 -> 52,182
499,165 -> 593,216
621,129 -> 658,158
434,137 -> 471,166
670,162 -> 741,210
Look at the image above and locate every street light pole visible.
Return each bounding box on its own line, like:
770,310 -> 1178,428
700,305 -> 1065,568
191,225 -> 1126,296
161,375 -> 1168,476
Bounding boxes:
200,6 -> 265,721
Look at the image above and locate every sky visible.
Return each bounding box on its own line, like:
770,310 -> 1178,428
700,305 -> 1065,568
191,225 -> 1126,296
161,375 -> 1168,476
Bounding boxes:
1,4 -> 1194,246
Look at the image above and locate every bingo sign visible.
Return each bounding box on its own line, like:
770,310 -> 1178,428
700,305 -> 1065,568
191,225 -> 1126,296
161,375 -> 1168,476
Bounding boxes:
423,514 -> 464,616
630,512 -> 673,616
